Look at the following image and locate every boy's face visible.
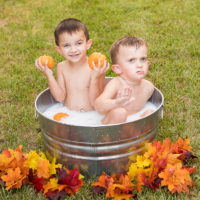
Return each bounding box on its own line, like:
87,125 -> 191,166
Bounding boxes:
114,45 -> 150,82
55,30 -> 92,63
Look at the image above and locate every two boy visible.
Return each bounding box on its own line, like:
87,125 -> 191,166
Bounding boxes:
35,18 -> 154,124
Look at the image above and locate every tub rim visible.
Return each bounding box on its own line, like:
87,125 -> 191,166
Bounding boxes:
35,86 -> 164,128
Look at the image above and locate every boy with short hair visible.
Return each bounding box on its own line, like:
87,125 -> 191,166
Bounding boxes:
95,36 -> 154,124
35,18 -> 108,111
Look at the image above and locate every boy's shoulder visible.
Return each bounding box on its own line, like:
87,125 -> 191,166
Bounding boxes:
143,79 -> 154,87
142,79 -> 154,95
108,76 -> 121,85
56,60 -> 70,70
104,76 -> 121,89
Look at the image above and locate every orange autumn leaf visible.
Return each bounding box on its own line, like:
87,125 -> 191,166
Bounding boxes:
106,174 -> 134,200
37,159 -> 50,179
15,145 -> 23,152
1,167 -> 28,190
159,163 -> 194,194
183,166 -> 196,175
172,138 -> 192,153
2,149 -> 11,158
92,173 -> 114,188
166,153 -> 181,165
118,174 -> 134,193
43,178 -> 66,195
144,143 -> 157,159
150,138 -> 172,157
0,147 -> 27,174
136,172 -> 145,192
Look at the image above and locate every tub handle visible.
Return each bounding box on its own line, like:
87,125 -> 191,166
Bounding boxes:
35,109 -> 39,119
160,105 -> 164,120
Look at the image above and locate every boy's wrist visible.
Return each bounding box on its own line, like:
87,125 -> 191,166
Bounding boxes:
46,73 -> 54,81
90,76 -> 99,83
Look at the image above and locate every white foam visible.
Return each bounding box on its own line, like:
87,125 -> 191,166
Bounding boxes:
43,102 -> 157,126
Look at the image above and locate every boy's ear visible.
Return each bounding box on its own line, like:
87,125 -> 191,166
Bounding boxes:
112,64 -> 122,74
86,39 -> 92,50
54,45 -> 62,55
147,61 -> 151,68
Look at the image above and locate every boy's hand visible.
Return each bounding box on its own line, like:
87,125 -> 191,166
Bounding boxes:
91,59 -> 109,79
35,58 -> 53,77
115,87 -> 135,107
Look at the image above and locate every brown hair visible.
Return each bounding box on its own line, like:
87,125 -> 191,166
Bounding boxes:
54,18 -> 89,45
110,36 -> 147,64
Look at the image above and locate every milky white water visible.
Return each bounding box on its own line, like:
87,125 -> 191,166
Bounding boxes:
43,102 -> 157,126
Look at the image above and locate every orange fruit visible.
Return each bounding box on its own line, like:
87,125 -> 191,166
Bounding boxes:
39,55 -> 54,69
88,52 -> 107,70
53,112 -> 69,121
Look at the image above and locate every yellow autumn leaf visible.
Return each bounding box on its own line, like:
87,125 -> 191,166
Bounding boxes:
49,157 -> 62,175
39,151 -> 47,159
127,163 -> 138,180
136,155 -> 151,168
43,178 -> 66,194
128,155 -> 153,180
25,151 -> 40,170
43,178 -> 58,194
79,173 -> 84,180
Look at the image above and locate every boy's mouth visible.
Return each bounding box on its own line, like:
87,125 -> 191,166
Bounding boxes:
136,70 -> 144,74
69,53 -> 80,58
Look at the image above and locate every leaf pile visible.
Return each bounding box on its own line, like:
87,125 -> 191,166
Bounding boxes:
0,147 -> 84,200
92,138 -> 197,200
0,138 -> 197,200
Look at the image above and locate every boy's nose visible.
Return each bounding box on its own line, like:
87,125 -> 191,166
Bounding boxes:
136,60 -> 143,67
70,45 -> 77,52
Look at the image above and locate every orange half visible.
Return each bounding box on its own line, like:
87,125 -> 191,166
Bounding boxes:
53,112 -> 69,121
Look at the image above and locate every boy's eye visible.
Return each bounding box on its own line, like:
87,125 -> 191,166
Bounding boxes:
77,41 -> 83,45
129,58 -> 135,62
64,44 -> 70,47
141,57 -> 147,62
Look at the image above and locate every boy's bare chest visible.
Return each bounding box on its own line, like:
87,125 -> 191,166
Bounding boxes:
64,68 -> 91,90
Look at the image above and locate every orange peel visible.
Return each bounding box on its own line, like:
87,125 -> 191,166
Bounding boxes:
53,112 -> 69,121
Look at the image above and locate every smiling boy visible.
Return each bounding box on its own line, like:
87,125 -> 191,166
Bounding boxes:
95,36 -> 154,124
35,18 -> 108,111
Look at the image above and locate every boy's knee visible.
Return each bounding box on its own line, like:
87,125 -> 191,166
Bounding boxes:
111,107 -> 127,123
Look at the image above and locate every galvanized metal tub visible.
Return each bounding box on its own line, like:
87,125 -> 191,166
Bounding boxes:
35,77 -> 164,177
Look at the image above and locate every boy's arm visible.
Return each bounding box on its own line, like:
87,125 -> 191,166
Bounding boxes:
89,60 -> 109,107
94,78 -> 120,114
48,64 -> 66,102
35,58 -> 66,102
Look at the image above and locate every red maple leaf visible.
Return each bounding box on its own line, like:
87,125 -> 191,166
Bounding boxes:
28,169 -> 44,193
57,167 -> 83,195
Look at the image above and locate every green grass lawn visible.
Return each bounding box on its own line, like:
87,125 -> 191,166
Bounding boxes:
0,0 -> 199,199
